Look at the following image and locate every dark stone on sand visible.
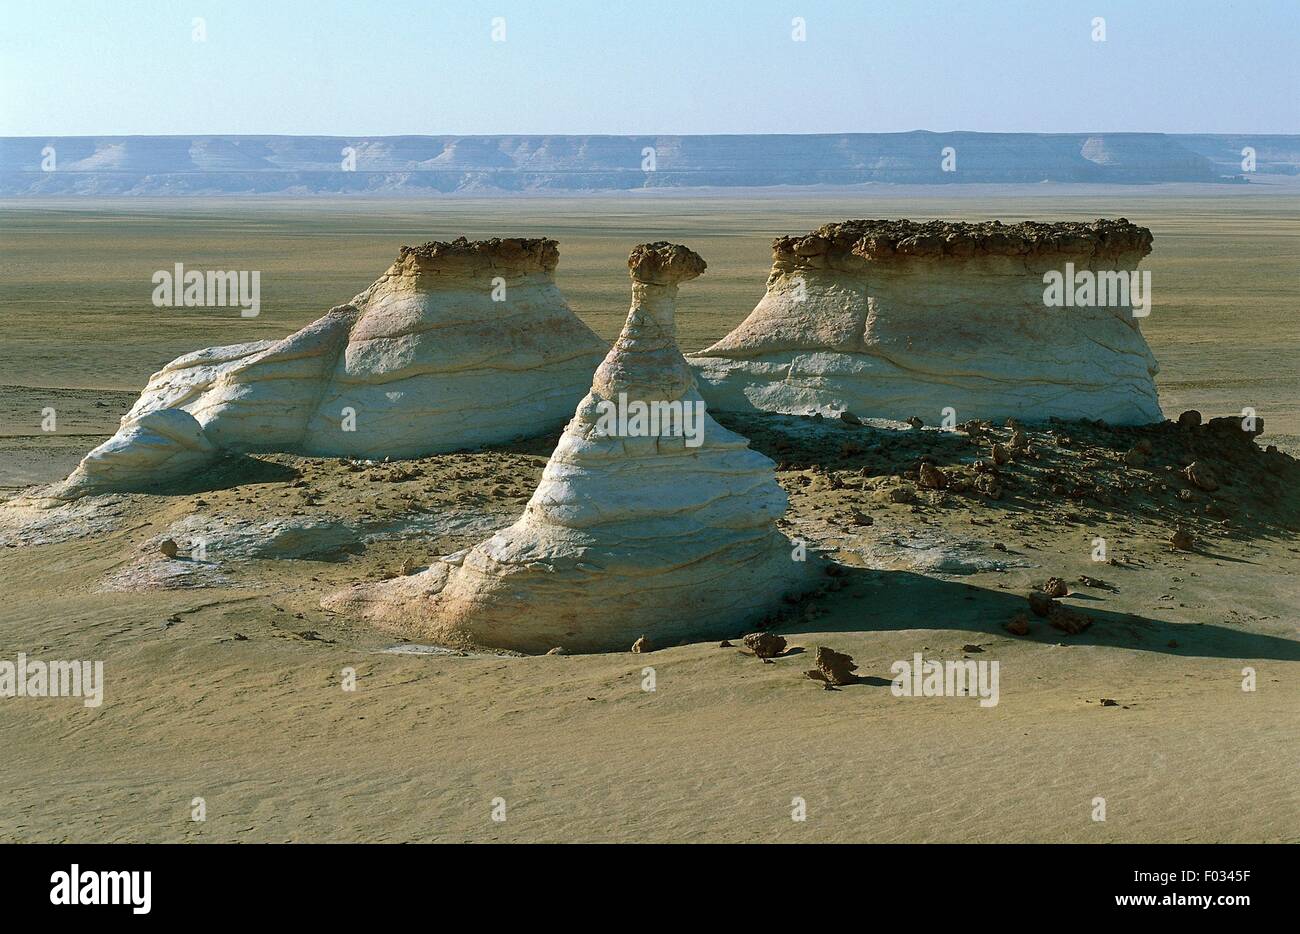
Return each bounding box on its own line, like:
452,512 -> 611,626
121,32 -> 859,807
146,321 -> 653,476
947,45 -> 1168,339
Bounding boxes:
1028,591 -> 1056,617
1042,577 -> 1070,598
743,631 -> 787,659
813,646 -> 859,685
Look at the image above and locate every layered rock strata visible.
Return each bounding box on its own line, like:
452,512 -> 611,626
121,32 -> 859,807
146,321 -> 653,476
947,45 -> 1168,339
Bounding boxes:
324,243 -> 814,653
55,238 -> 607,496
689,219 -> 1162,425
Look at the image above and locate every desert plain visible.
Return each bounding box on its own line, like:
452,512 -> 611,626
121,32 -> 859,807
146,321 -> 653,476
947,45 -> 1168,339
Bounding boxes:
1,185 -> 1298,842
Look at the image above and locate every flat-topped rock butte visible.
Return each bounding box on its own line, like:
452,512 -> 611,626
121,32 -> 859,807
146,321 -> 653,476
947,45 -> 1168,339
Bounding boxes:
52,237 -> 607,497
689,218 -> 1162,426
324,242 -> 816,654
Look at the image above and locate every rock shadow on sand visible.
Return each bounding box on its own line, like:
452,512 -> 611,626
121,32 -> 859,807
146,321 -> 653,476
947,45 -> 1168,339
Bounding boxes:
792,565 -> 1300,662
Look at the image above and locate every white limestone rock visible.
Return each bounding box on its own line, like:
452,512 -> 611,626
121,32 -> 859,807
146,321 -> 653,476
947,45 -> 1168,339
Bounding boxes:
61,408 -> 218,496
54,238 -> 607,496
689,219 -> 1163,426
324,243 -> 816,654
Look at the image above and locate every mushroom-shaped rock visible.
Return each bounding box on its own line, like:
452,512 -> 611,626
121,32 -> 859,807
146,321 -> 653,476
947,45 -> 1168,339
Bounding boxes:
323,243 -> 817,653
53,238 -> 607,496
689,219 -> 1162,426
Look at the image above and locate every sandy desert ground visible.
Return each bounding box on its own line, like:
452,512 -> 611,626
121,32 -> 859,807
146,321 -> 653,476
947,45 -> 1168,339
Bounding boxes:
1,186 -> 1297,842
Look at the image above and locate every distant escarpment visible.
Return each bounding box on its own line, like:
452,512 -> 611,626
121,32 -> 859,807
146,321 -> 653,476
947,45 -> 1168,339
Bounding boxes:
2,132 -> 1290,195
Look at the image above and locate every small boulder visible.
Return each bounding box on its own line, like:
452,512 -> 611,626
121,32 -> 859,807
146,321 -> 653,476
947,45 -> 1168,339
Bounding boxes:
743,631 -> 787,659
631,635 -> 650,654
1028,591 -> 1056,618
1207,415 -> 1263,437
1048,604 -> 1093,635
159,539 -> 179,559
1183,461 -> 1219,492
1170,526 -> 1196,551
1177,410 -> 1202,429
1042,577 -> 1070,598
918,463 -> 948,490
1004,614 -> 1031,636
813,646 -> 859,685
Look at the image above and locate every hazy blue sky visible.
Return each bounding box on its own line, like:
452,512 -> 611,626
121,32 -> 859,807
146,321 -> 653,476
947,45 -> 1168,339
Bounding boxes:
2,0 -> 1296,136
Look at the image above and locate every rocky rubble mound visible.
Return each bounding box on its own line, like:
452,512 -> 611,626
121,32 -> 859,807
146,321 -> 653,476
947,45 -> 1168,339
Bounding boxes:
724,405 -> 1297,578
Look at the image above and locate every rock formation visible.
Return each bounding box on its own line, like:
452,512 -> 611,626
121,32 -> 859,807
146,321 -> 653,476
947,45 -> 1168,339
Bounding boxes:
324,243 -> 814,653
689,219 -> 1163,426
54,238 -> 607,496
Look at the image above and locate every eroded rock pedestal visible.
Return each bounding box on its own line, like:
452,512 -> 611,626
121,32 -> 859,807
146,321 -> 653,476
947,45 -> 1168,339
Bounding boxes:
689,219 -> 1162,426
55,238 -> 607,496
324,243 -> 814,654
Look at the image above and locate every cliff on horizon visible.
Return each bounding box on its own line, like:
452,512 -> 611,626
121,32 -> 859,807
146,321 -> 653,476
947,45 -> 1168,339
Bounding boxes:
2,132 -> 1296,195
